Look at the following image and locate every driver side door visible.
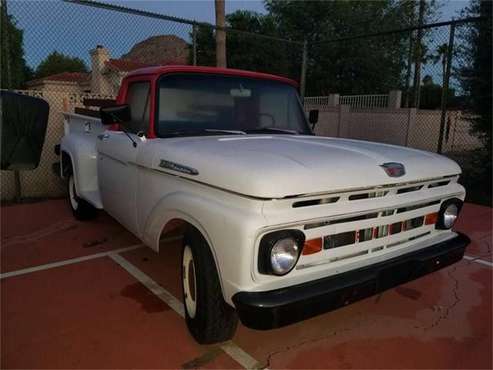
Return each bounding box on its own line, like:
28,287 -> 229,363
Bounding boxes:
97,80 -> 151,234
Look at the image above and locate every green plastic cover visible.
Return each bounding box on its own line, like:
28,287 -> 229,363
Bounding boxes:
1,91 -> 50,171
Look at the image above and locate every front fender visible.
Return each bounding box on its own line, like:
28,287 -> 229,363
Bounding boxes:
142,191 -> 216,252
142,189 -> 266,304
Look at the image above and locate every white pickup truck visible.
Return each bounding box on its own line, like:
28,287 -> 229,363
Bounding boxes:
56,65 -> 470,344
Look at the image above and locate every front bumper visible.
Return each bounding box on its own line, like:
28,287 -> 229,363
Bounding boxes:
233,232 -> 470,330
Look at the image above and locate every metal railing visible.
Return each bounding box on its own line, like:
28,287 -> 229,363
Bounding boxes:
340,94 -> 389,109
303,96 -> 331,107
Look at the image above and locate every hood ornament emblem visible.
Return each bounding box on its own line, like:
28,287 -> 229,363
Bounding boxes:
380,162 -> 405,177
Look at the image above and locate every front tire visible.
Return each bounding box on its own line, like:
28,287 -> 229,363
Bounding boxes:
67,174 -> 97,220
182,227 -> 238,344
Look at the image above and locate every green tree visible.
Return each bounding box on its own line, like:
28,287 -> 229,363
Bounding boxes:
455,0 -> 492,205
194,10 -> 295,78
457,0 -> 492,149
0,1 -> 30,89
35,51 -> 87,79
194,25 -> 216,67
419,74 -> 455,109
431,43 -> 449,85
265,0 -> 422,95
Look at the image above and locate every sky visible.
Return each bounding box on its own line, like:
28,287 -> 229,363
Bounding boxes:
104,0 -> 468,25
7,0 -> 471,75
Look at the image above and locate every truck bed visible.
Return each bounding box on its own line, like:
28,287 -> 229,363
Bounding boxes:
60,112 -> 105,209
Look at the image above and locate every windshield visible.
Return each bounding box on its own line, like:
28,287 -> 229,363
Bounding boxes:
156,74 -> 311,138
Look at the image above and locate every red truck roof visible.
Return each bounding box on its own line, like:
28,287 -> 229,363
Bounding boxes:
125,65 -> 299,88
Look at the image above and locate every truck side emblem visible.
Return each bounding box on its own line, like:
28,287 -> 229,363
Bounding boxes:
380,162 -> 405,177
159,160 -> 199,176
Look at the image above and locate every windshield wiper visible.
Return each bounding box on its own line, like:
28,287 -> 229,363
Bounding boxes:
204,129 -> 246,135
245,127 -> 299,135
163,128 -> 246,138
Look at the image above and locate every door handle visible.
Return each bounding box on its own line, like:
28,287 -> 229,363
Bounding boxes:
97,133 -> 110,141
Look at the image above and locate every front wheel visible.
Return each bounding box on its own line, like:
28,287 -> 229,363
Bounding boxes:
67,174 -> 97,220
182,227 -> 238,344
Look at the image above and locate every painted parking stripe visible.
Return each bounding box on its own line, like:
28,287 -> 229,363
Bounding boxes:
108,252 -> 262,370
109,252 -> 185,317
0,244 -> 144,280
464,254 -> 493,268
0,236 -> 184,280
220,341 -> 262,369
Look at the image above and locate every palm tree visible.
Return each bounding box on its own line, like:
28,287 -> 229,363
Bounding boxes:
432,43 -> 448,87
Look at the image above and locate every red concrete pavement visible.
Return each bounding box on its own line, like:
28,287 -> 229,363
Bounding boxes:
124,235 -> 493,369
0,257 -> 241,369
455,202 -> 492,261
1,199 -> 492,369
1,199 -> 140,273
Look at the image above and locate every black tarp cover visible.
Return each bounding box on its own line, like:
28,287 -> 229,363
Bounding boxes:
1,91 -> 50,170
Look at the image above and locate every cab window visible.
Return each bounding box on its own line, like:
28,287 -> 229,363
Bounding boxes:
126,81 -> 150,135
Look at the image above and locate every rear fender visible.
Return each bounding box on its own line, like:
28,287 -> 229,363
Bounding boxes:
60,135 -> 99,196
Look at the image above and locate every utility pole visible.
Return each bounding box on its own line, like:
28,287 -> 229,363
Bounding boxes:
215,0 -> 226,68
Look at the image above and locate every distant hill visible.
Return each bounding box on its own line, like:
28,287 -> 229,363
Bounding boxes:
122,35 -> 190,66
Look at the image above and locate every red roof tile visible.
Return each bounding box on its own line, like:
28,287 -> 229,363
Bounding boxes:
34,72 -> 90,83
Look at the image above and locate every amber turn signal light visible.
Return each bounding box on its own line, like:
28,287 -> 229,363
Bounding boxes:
425,212 -> 438,225
302,238 -> 323,255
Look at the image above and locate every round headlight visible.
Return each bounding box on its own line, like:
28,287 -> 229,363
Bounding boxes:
442,203 -> 458,228
437,198 -> 462,229
270,237 -> 300,275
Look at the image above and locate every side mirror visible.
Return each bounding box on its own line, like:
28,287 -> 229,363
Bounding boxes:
100,104 -> 131,125
309,109 -> 319,125
1,91 -> 50,171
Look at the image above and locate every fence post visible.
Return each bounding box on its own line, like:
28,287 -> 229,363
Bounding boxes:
338,105 -> 350,137
300,40 -> 308,99
14,171 -> 21,202
437,23 -> 455,154
403,31 -> 414,108
405,107 -> 417,147
192,23 -> 197,66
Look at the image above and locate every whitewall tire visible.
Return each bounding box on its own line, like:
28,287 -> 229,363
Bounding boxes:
182,227 -> 238,344
67,174 -> 97,220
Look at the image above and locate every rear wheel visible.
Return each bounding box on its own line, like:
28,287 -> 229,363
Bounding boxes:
67,174 -> 97,220
182,227 -> 238,344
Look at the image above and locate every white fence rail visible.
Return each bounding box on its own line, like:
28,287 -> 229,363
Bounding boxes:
340,94 -> 388,109
304,94 -> 390,109
304,96 -> 331,107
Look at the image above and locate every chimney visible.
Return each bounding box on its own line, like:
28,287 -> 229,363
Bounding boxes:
90,45 -> 111,94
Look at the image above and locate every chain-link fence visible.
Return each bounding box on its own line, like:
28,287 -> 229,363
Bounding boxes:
0,0 -> 303,201
1,0 -> 490,204
305,17 -> 490,205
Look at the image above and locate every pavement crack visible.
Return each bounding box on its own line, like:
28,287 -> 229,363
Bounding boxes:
423,266 -> 461,331
259,314 -> 369,369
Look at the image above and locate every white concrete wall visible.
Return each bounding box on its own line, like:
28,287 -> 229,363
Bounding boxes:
309,106 -> 483,154
1,90 -> 114,201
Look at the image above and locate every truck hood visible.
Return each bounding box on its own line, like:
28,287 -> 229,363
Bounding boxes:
150,135 -> 461,198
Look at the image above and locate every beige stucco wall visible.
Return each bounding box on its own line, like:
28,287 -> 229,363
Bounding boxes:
27,81 -> 84,94
310,106 -> 482,154
1,90 -> 113,201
